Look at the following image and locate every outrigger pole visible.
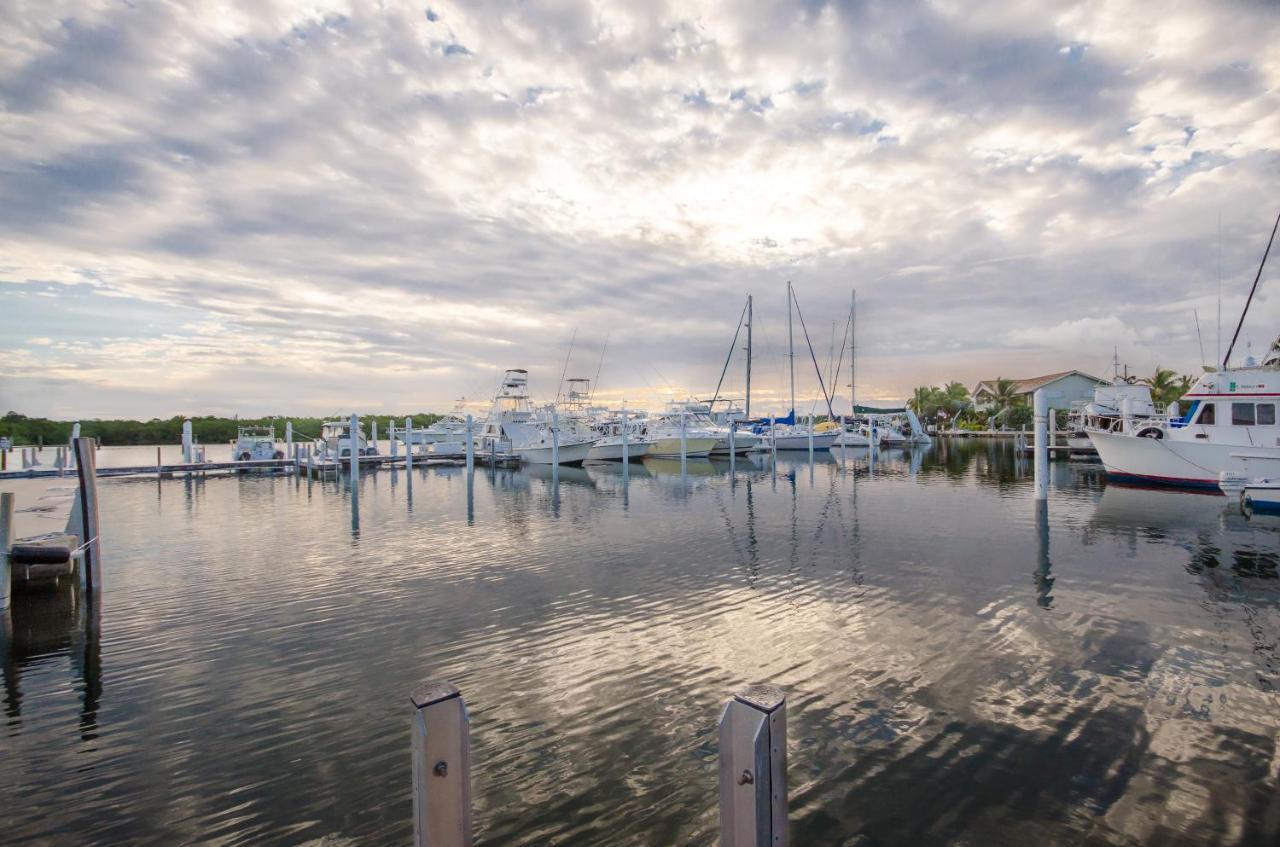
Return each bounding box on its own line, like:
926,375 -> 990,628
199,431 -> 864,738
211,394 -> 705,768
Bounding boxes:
1223,208 -> 1280,369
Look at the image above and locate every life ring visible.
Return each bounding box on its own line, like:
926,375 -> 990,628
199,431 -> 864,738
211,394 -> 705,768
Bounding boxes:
273,450 -> 284,460
1135,426 -> 1164,439
237,451 -> 252,461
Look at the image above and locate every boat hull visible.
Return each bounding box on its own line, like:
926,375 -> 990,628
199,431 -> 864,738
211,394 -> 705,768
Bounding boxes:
1088,428 -> 1280,489
835,431 -> 871,447
711,432 -> 761,454
773,433 -> 839,451
648,436 -> 718,458
516,440 -> 595,466
1244,483 -> 1280,515
587,440 -> 651,461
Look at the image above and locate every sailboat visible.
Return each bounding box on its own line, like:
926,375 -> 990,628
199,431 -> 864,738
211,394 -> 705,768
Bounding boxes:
771,281 -> 840,450
835,288 -> 872,447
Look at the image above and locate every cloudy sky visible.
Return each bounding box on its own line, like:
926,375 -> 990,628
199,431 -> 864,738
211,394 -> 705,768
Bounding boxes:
1,0 -> 1278,419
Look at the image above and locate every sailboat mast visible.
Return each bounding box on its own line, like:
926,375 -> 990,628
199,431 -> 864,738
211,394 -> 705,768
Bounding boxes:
850,288 -> 857,417
787,280 -> 795,418
745,294 -> 753,419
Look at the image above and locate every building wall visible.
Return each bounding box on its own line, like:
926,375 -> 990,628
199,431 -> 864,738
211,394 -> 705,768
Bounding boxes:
1028,373 -> 1105,409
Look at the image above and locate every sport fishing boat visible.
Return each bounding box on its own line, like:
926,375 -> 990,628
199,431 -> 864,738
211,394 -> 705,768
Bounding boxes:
479,369 -> 596,465
1065,375 -> 1162,450
644,413 -> 719,458
586,415 -> 653,461
669,400 -> 760,454
233,426 -> 283,461
1088,210 -> 1280,489
316,420 -> 372,460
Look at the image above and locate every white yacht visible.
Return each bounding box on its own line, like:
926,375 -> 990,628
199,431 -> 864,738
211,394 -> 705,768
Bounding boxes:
1088,338 -> 1280,488
643,413 -> 719,458
1065,382 -> 1162,449
669,400 -> 761,454
316,420 -> 371,460
233,426 -> 282,461
770,422 -> 840,451
586,415 -> 653,461
479,369 -> 596,465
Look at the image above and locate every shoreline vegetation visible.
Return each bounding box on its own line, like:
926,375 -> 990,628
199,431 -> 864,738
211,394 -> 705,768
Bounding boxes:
0,412 -> 444,447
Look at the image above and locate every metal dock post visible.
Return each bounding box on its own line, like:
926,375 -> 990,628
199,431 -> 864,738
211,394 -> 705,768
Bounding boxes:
405,417 -> 414,472
680,412 -> 687,474
807,416 -> 814,461
1033,388 -> 1048,500
719,685 -> 788,847
411,681 -> 473,847
465,415 -> 474,471
183,419 -> 193,464
350,413 -> 361,489
71,437 -> 102,592
551,409 -> 559,466
285,421 -> 293,460
390,420 -> 398,459
1,491 -> 12,610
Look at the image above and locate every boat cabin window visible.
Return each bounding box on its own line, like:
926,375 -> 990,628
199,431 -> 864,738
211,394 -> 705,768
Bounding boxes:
1259,403 -> 1277,426
1196,402 -> 1215,425
1232,403 -> 1256,426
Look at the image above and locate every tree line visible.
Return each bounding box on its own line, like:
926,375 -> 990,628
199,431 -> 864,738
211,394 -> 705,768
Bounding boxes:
0,412 -> 443,447
907,367 -> 1199,430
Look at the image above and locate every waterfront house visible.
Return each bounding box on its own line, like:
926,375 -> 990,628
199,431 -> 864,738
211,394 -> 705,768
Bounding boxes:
972,370 -> 1108,412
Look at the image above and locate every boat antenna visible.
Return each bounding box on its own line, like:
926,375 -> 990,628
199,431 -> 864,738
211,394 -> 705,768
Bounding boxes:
1223,208 -> 1280,369
1193,308 -> 1206,370
711,297 -> 750,409
790,285 -> 837,419
588,333 -> 610,404
555,328 -> 577,403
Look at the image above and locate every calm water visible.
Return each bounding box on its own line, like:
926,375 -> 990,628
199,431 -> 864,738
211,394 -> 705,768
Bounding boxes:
2,441 -> 1278,846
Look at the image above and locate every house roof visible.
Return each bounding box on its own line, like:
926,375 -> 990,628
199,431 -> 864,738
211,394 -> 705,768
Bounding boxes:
973,370 -> 1107,397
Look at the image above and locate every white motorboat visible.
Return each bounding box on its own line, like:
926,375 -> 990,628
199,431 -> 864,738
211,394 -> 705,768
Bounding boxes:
316,420 -> 372,460
233,426 -> 282,461
586,416 -> 652,461
479,369 -> 597,465
644,414 -> 719,458
1089,339 -> 1280,489
669,400 -> 760,454
1243,479 -> 1280,515
512,425 -> 595,465
770,424 -> 840,450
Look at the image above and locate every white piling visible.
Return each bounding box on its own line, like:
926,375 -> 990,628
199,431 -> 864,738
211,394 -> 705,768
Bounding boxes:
405,417 -> 414,472
770,416 -> 777,460
371,418 -> 379,454
390,420 -> 399,459
621,408 -> 629,464
551,409 -> 559,466
411,681 -> 473,847
183,419 -> 194,464
71,437 -> 102,592
680,412 -> 688,472
350,413 -> 361,488
1033,388 -> 1048,501
719,685 -> 788,847
0,491 -> 12,610
69,422 -> 81,470
285,421 -> 293,460
465,415 -> 475,471
807,415 -> 814,461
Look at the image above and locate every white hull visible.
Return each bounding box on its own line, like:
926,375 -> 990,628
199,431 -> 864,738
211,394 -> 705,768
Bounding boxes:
587,440 -> 651,461
516,440 -> 595,465
648,436 -> 718,458
1243,482 -> 1280,514
1089,428 -> 1280,488
773,433 -> 839,451
835,430 -> 871,447
711,432 -> 761,454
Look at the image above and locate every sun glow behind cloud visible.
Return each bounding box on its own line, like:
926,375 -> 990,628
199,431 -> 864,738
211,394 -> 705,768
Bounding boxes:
0,0 -> 1278,417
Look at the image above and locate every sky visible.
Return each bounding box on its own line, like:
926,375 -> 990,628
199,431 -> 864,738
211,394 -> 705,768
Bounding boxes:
1,0 -> 1279,420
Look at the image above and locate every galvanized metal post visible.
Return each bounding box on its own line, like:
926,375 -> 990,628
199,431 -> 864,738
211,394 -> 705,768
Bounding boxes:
390,420 -> 399,459
69,422 -> 81,470
371,418 -> 379,455
465,415 -> 474,471
0,491 -> 12,610
719,685 -> 787,847
770,416 -> 777,461
350,413 -> 361,488
621,408 -> 629,464
156,446 -> 162,475
406,417 -> 414,472
1033,389 -> 1048,501
807,415 -> 814,461
71,437 -> 101,593
411,681 -> 473,847
680,412 -> 688,473
183,419 -> 194,464
285,421 -> 293,461
551,409 -> 559,466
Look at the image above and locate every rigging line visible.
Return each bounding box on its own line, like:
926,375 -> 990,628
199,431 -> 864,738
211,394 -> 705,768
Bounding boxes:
829,309 -> 854,417
589,334 -> 610,404
712,298 -> 750,408
790,289 -> 836,419
1223,208 -> 1280,369
555,328 -> 577,404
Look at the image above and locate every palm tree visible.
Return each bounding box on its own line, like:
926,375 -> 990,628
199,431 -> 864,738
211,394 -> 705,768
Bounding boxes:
1141,367 -> 1178,407
942,381 -> 970,415
909,385 -> 944,418
1173,374 -> 1194,403
990,378 -> 1020,411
